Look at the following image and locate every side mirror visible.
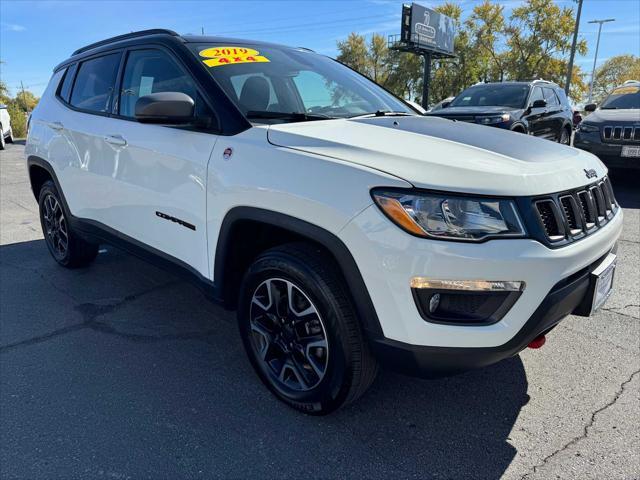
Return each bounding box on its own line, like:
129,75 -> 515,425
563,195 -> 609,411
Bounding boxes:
135,92 -> 195,124
441,101 -> 451,109
531,99 -> 547,109
584,103 -> 597,112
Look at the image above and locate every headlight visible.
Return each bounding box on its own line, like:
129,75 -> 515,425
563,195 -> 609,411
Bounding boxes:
476,113 -> 510,125
577,122 -> 599,133
371,189 -> 526,241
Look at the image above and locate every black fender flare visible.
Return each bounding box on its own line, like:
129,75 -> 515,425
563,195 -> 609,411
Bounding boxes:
215,206 -> 384,339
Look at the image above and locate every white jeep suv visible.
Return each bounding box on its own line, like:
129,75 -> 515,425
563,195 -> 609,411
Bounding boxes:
26,30 -> 622,414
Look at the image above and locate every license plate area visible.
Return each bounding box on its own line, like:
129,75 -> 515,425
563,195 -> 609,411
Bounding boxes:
590,253 -> 616,314
621,146 -> 640,158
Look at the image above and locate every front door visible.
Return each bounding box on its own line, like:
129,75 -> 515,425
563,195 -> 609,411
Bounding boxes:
104,47 -> 219,276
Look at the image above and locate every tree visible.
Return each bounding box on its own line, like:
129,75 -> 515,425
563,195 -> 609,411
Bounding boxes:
592,55 -> 640,102
15,90 -> 39,111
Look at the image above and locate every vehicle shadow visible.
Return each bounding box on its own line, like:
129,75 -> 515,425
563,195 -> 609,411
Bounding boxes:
0,240 -> 528,479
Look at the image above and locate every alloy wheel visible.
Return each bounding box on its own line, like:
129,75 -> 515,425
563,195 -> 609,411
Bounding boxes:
42,193 -> 68,259
249,278 -> 329,391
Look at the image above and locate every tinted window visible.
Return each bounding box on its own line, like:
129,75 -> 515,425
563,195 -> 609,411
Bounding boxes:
542,87 -> 559,105
600,85 -> 640,109
119,49 -> 208,118
450,84 -> 529,108
188,43 -> 412,121
70,54 -> 121,113
555,88 -> 569,106
529,87 -> 544,105
57,64 -> 77,103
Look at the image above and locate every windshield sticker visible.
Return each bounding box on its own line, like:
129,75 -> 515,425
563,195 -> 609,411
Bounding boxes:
199,47 -> 270,68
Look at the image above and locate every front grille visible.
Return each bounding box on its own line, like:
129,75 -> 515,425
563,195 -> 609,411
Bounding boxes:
602,125 -> 640,143
533,177 -> 618,245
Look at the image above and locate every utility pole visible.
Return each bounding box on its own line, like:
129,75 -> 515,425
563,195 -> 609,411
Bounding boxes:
421,52 -> 432,110
565,0 -> 583,96
587,18 -> 615,103
19,81 -> 27,111
201,26 -> 205,35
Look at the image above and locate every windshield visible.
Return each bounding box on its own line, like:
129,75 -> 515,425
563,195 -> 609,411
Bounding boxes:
188,43 -> 413,122
600,85 -> 640,109
449,84 -> 529,109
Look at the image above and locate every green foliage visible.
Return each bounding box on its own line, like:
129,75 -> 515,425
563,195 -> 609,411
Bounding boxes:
7,102 -> 27,138
592,55 -> 640,102
336,0 -> 588,105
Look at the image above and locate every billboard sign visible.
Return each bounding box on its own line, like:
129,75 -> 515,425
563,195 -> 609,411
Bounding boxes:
401,3 -> 455,56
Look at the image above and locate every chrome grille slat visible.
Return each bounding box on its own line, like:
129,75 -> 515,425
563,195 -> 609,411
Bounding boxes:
534,176 -> 617,245
601,125 -> 640,143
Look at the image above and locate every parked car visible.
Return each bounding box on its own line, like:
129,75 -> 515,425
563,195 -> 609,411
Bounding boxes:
427,96 -> 454,112
574,80 -> 640,170
425,80 -> 574,144
0,104 -> 14,149
26,30 -> 622,414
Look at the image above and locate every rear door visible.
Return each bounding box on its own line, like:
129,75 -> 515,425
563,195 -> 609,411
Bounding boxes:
103,47 -> 219,276
542,87 -> 563,140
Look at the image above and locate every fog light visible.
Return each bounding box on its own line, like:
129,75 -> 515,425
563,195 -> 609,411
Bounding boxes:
411,278 -> 524,326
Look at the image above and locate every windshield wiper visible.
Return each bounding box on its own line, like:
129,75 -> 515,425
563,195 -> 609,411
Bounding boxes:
350,110 -> 416,118
246,110 -> 336,121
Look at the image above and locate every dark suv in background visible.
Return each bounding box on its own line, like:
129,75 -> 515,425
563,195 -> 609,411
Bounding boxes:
574,80 -> 640,170
426,80 -> 574,144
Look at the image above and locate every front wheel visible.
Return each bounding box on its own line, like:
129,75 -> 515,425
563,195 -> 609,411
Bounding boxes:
238,243 -> 378,414
559,127 -> 571,145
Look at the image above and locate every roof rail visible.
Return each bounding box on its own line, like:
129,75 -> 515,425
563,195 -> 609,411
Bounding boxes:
622,79 -> 639,85
72,29 -> 180,56
531,78 -> 551,84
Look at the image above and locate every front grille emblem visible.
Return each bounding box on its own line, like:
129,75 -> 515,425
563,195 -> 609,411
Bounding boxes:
584,168 -> 597,179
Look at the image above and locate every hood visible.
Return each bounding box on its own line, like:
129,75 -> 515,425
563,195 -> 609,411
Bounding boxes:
426,105 -> 515,116
584,108 -> 640,123
267,116 -> 606,196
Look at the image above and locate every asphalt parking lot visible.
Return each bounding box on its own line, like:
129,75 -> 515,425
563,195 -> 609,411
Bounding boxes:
1,141 -> 638,480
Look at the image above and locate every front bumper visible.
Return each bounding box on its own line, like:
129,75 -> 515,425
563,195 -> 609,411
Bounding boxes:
369,250 -> 611,377
574,132 -> 640,169
340,203 -> 623,372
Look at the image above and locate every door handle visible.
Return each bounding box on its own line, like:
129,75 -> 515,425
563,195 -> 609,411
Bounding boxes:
104,134 -> 127,147
48,121 -> 64,131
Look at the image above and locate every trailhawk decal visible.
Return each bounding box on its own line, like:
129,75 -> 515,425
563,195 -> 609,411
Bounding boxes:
199,46 -> 270,68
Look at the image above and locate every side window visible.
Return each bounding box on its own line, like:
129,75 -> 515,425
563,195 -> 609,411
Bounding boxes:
542,87 -> 559,105
119,49 -> 207,118
529,87 -> 544,105
293,71 -> 335,110
70,53 -> 121,113
57,64 -> 77,103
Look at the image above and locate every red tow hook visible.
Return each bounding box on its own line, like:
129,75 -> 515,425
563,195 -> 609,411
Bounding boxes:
528,335 -> 546,349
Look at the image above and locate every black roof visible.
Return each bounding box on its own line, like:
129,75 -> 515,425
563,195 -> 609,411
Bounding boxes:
70,29 -> 298,58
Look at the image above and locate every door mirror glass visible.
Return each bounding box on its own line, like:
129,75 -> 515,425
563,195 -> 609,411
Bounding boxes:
584,103 -> 597,112
135,92 -> 195,124
531,99 -> 547,109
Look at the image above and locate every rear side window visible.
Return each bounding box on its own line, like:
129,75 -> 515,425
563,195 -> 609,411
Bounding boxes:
70,53 -> 121,113
555,88 -> 569,106
57,64 -> 77,103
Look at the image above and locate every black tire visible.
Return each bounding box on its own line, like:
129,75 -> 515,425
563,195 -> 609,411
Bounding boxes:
0,127 -> 5,150
559,126 -> 571,145
238,242 -> 378,415
6,127 -> 14,143
38,180 -> 99,268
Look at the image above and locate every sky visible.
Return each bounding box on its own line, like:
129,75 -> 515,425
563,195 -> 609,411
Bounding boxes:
1,0 -> 639,97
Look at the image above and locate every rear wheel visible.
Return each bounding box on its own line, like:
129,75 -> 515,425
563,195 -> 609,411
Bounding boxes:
238,243 -> 378,414
6,127 -> 14,143
38,180 -> 99,268
559,127 -> 571,145
0,127 -> 5,150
